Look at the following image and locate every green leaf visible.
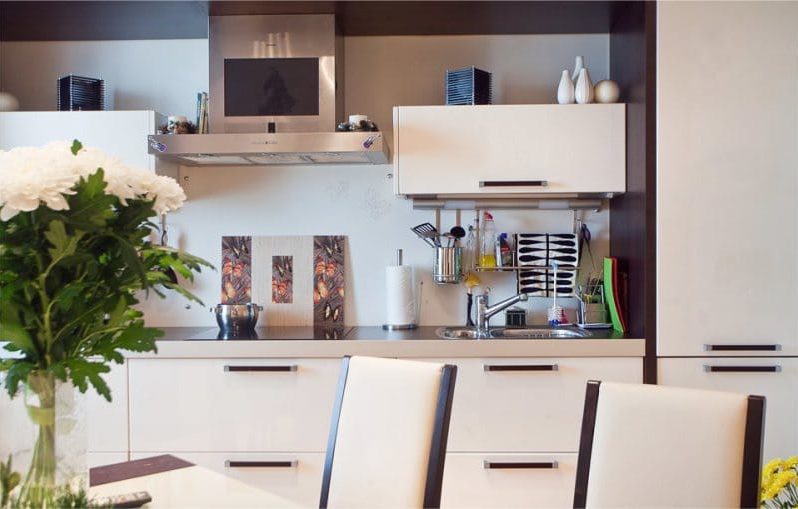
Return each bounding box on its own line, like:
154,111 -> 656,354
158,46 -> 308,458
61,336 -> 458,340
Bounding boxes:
70,139 -> 83,155
0,323 -> 34,355
65,359 -> 111,401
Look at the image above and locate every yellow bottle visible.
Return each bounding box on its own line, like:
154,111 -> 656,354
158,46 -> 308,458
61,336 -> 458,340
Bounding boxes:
479,211 -> 497,268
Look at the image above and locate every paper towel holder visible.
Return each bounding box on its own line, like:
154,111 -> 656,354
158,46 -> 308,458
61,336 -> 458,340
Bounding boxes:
383,249 -> 418,331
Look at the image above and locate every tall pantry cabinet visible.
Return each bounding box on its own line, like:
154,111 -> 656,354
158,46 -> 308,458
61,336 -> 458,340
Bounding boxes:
656,1 -> 798,460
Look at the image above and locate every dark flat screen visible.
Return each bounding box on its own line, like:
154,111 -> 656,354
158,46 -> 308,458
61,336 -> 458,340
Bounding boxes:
224,58 -> 319,117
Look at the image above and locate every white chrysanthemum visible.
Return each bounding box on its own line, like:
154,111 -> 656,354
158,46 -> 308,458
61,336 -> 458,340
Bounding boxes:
0,141 -> 185,220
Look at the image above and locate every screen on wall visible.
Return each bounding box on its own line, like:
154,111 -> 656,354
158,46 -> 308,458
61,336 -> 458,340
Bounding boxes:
224,57 -> 320,117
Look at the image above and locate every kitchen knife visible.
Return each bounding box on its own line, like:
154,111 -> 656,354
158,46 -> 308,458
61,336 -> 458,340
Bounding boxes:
519,255 -> 577,263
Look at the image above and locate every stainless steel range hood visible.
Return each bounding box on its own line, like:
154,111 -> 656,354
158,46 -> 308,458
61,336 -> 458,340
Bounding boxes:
147,131 -> 389,166
146,14 -> 390,167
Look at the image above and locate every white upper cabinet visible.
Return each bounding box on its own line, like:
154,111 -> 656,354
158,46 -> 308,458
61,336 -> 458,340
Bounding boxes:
0,111 -> 174,177
657,2 -> 798,356
392,104 -> 625,197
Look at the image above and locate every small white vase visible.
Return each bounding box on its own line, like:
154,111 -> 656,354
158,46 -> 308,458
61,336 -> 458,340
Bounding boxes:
556,70 -> 575,104
571,56 -> 585,83
575,68 -> 594,104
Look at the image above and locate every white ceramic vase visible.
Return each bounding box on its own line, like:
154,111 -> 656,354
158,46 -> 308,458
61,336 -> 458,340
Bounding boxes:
575,68 -> 594,104
557,70 -> 575,104
571,56 -> 585,82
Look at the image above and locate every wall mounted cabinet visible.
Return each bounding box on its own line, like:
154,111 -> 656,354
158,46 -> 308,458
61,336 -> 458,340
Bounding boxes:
393,104 -> 625,198
0,111 -> 176,179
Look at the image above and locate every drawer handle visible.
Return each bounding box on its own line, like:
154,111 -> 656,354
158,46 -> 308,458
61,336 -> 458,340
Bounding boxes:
703,365 -> 781,373
480,180 -> 548,188
483,461 -> 558,469
703,344 -> 781,352
483,364 -> 558,372
224,365 -> 298,372
225,460 -> 297,468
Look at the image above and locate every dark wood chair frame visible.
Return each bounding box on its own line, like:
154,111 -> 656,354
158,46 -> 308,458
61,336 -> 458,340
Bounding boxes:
573,380 -> 766,509
319,356 -> 458,509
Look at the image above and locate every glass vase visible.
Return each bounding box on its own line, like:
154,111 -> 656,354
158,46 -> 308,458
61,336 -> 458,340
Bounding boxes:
18,370 -> 87,507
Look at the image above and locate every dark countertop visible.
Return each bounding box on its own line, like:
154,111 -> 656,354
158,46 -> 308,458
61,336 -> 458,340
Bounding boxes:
155,326 -> 630,341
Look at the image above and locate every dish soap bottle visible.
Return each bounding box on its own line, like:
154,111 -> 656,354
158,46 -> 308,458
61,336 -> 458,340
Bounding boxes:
480,211 -> 497,268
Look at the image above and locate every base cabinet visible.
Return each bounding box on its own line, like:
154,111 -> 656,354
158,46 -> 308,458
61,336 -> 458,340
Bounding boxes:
121,354 -> 641,508
658,358 -> 798,460
130,452 -> 325,508
442,453 -> 577,509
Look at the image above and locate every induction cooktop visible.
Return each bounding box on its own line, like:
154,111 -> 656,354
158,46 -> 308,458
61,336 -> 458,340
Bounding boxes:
186,327 -> 351,341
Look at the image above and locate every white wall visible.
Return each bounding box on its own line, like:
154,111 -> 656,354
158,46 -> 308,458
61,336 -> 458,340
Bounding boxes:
0,39 -> 208,116
1,34 -> 612,327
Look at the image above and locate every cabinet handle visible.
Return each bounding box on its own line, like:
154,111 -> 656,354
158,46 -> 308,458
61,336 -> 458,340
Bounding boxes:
703,365 -> 781,373
703,344 -> 782,352
483,461 -> 558,469
225,460 -> 297,468
224,365 -> 297,372
480,180 -> 548,188
484,364 -> 558,372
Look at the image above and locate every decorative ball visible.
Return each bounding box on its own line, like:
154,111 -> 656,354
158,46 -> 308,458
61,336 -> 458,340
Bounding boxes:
0,92 -> 20,111
594,80 -> 620,104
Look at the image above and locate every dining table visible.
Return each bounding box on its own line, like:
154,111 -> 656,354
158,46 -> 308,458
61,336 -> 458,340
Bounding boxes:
88,455 -> 306,508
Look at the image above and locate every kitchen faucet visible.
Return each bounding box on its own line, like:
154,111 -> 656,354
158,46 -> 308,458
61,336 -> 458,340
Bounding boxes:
474,289 -> 528,337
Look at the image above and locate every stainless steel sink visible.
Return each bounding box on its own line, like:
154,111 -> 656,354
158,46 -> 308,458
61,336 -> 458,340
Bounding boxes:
435,326 -> 591,340
489,327 -> 591,339
435,327 -> 485,339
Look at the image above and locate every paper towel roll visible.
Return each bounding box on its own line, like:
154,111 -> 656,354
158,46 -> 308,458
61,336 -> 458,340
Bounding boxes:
385,265 -> 416,326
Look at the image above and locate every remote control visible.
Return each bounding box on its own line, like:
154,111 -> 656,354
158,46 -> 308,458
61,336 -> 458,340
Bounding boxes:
95,491 -> 152,508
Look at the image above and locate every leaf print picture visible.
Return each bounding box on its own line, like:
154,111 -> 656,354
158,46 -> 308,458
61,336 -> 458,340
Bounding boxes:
221,236 -> 252,304
313,235 -> 345,324
272,255 -> 293,304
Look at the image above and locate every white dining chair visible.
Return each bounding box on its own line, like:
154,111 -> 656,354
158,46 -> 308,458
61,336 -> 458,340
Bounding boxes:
573,380 -> 765,509
319,355 -> 457,509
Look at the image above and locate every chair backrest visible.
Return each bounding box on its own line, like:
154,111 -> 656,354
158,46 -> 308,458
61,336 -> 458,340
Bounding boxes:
320,356 -> 457,509
574,380 -> 765,509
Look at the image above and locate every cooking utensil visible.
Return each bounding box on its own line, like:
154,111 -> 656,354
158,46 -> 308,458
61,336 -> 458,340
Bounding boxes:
518,239 -> 576,247
212,303 -> 263,333
411,222 -> 439,247
450,225 -> 466,247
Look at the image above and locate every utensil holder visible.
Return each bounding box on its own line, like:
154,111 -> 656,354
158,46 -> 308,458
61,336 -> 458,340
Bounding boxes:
433,247 -> 463,284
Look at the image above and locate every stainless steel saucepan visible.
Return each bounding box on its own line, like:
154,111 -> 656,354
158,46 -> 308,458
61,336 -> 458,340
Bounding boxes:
212,303 -> 263,332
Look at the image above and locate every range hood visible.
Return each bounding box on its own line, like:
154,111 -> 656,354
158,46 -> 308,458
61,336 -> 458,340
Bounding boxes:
147,131 -> 389,166
147,14 -> 390,166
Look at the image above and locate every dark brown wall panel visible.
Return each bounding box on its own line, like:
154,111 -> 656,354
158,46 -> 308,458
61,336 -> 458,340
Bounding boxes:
0,1 -> 209,41
609,1 -> 656,383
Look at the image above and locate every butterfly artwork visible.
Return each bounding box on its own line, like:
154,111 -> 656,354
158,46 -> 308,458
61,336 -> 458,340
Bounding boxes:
272,255 -> 293,304
221,236 -> 252,304
313,235 -> 345,325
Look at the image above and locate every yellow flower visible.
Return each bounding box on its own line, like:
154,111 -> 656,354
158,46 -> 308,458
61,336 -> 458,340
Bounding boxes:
765,458 -> 784,476
785,456 -> 798,470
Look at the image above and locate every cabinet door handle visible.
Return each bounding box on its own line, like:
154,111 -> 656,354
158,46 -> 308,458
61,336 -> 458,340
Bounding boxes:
483,461 -> 558,469
703,365 -> 781,373
703,344 -> 782,352
480,180 -> 548,188
224,365 -> 297,372
225,460 -> 297,468
484,364 -> 558,372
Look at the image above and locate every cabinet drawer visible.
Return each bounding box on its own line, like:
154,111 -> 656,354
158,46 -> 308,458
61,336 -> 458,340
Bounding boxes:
131,452 -> 323,508
128,358 -> 340,452
444,358 -> 641,452
658,358 -> 798,460
442,453 -> 577,509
